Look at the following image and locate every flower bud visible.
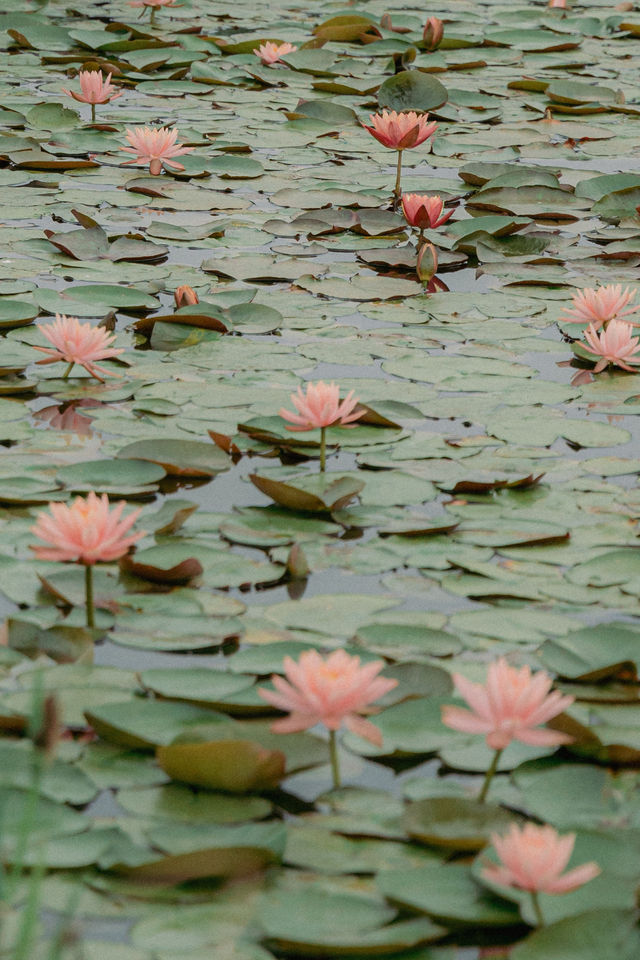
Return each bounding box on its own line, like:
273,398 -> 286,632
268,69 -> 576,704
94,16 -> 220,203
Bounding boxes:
287,543 -> 310,580
174,285 -> 199,309
423,17 -> 444,51
416,242 -> 438,286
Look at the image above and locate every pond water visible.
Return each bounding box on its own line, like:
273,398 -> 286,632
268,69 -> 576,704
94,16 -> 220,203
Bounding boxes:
1,1 -> 640,959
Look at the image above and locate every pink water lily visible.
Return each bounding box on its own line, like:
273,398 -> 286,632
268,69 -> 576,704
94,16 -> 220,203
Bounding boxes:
259,649 -> 397,786
31,493 -> 145,628
120,126 -> 193,175
279,381 -> 364,471
33,314 -> 124,382
483,822 -> 599,925
362,110 -> 437,206
62,70 -> 122,122
423,16 -> 444,49
443,658 -> 574,751
442,658 -> 573,803
402,193 -> 453,232
253,41 -> 297,64
280,381 -> 364,432
561,284 -> 640,330
362,110 -> 437,150
129,0 -> 179,19
582,319 -> 640,373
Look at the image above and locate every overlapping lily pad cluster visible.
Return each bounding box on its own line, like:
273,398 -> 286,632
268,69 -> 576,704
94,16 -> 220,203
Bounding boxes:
1,0 -> 640,957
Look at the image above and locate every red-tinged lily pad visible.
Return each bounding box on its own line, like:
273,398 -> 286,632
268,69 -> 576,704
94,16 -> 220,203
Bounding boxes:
156,739 -> 285,793
120,546 -> 203,585
250,473 -> 364,513
115,439 -> 230,478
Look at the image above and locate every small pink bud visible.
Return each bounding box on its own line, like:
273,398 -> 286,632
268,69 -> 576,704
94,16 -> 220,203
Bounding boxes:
423,16 -> 444,50
416,243 -> 438,285
174,285 -> 199,308
287,543 -> 310,580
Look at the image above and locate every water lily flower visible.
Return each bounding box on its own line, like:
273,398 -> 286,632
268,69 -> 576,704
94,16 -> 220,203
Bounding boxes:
259,649 -> 398,787
561,284 -> 640,330
402,194 -> 453,240
442,658 -> 574,802
361,110 -> 437,206
120,126 -> 193,176
33,314 -> 124,383
253,41 -> 297,64
279,380 -> 365,471
483,823 -> 600,925
174,285 -> 199,308
129,0 -> 178,23
31,493 -> 144,627
62,70 -> 122,122
423,16 -> 444,49
581,320 -> 640,373
548,0 -> 567,7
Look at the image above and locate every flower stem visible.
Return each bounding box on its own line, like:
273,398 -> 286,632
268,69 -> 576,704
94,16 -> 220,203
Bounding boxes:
84,564 -> 94,629
393,150 -> 403,208
62,361 -> 74,379
149,6 -> 156,24
478,747 -> 503,803
530,890 -> 545,927
329,729 -> 341,789
91,103 -> 95,124
319,426 -> 326,473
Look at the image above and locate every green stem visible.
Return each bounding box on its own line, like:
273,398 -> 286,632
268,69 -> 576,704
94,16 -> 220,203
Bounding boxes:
320,426 -> 326,473
530,890 -> 545,927
62,361 -> 74,379
84,564 -> 94,629
478,747 -> 502,804
329,729 -> 341,789
149,5 -> 156,24
393,150 -> 403,208
90,103 -> 95,124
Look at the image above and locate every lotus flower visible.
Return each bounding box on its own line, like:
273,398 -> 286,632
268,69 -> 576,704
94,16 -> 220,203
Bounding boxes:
174,285 -> 199,308
442,658 -> 574,802
561,284 -> 640,330
31,493 -> 145,627
279,381 -> 365,471
361,110 -> 437,206
33,314 -> 124,382
120,126 -> 193,176
423,16 -> 444,49
581,319 -> 640,373
62,70 -> 122,121
259,649 -> 398,786
402,194 -> 453,233
253,41 -> 297,64
483,823 -> 599,925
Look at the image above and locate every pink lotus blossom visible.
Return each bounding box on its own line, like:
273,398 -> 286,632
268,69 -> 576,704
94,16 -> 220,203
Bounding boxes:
362,110 -> 437,150
120,126 -> 193,176
258,649 -> 398,745
402,193 -> 453,230
582,319 -> 640,373
561,284 -> 640,330
62,70 -> 123,106
442,657 -> 574,751
279,381 -> 365,432
31,492 -> 144,566
548,0 -> 567,8
253,41 -> 297,64
33,314 -> 124,382
483,822 -> 600,895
